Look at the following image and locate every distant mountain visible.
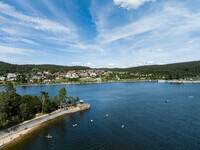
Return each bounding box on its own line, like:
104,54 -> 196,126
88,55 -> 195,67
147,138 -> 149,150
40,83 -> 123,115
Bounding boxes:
0,61 -> 90,75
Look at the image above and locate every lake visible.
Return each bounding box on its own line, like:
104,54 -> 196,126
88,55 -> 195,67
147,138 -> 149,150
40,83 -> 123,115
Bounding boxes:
1,82 -> 200,150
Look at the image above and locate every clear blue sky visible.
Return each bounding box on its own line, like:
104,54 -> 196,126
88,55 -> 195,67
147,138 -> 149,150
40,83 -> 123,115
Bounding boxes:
0,0 -> 200,68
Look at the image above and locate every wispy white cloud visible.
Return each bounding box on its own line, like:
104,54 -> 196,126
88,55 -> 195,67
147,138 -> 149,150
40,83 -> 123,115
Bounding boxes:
2,37 -> 37,45
1,28 -> 17,35
88,0 -> 200,67
0,45 -> 35,54
97,1 -> 200,44
0,1 -> 75,34
69,43 -> 106,55
108,63 -> 116,67
156,49 -> 164,52
146,61 -> 154,65
87,62 -> 92,65
86,62 -> 95,67
113,0 -> 157,10
90,0 -> 117,33
97,15 -> 161,44
1,0 -> 200,67
0,1 -> 79,52
71,62 -> 81,65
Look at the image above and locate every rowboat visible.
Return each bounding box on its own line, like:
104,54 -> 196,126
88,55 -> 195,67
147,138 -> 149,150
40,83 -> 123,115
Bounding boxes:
46,134 -> 52,139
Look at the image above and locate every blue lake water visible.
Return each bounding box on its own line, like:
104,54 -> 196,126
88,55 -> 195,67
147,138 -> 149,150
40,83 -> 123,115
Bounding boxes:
1,82 -> 200,150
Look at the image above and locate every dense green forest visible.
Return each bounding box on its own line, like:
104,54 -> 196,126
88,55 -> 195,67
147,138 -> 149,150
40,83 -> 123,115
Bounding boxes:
101,61 -> 200,79
0,61 -> 90,75
0,82 -> 79,130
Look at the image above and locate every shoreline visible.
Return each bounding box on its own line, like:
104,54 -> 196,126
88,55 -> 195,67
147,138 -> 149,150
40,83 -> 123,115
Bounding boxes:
1,79 -> 200,88
0,104 -> 91,149
0,124 -> 38,149
0,79 -> 157,88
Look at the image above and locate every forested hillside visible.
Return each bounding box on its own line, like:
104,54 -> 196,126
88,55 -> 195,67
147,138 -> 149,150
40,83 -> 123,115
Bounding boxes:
0,61 -> 90,75
101,61 -> 200,79
1,61 -> 200,79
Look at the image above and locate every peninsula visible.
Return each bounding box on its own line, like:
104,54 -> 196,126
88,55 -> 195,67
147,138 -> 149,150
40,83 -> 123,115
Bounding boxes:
0,104 -> 90,148
0,82 -> 90,148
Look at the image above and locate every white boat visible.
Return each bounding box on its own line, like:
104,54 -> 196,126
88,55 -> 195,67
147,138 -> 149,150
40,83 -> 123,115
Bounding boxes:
91,119 -> 94,122
122,125 -> 125,128
158,80 -> 165,83
106,114 -> 109,117
73,124 -> 77,127
165,100 -> 170,103
46,134 -> 52,139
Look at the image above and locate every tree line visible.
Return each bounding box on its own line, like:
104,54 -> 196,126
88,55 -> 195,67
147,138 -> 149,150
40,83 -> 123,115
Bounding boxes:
0,61 -> 90,75
0,82 -> 79,130
103,61 -> 200,79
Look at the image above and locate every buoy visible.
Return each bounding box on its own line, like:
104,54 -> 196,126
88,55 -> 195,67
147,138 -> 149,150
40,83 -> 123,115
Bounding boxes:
165,100 -> 170,103
73,124 -> 77,127
46,134 -> 52,139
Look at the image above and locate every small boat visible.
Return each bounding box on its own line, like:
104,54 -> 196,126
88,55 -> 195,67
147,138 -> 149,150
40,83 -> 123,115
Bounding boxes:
46,134 -> 52,139
165,100 -> 170,103
122,125 -> 125,128
158,80 -> 166,83
106,114 -> 109,117
91,119 -> 94,122
73,124 -> 77,127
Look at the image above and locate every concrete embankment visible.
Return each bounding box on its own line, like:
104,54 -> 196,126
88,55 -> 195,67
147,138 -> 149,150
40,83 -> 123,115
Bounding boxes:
0,104 -> 90,147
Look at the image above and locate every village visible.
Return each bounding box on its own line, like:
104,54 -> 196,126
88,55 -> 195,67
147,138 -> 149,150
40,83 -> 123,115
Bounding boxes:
0,68 -> 199,86
0,69 -> 114,85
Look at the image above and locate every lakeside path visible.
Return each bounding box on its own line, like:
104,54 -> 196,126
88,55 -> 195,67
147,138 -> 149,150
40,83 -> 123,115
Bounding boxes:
0,104 -> 91,149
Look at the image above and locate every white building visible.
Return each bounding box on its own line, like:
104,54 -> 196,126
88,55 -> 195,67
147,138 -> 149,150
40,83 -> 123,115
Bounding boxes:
7,73 -> 17,79
0,76 -> 5,81
80,73 -> 89,78
66,73 -> 79,78
56,76 -> 62,80
95,78 -> 101,81
43,79 -> 51,83
35,74 -> 43,79
90,72 -> 97,77
66,73 -> 71,78
44,71 -> 49,74
72,73 -> 79,78
7,73 -> 17,81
